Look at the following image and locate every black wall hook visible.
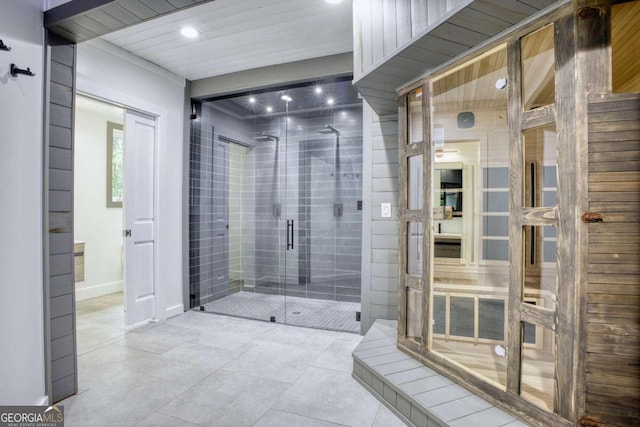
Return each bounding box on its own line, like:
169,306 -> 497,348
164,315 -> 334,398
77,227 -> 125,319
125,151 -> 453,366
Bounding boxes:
0,39 -> 10,51
10,64 -> 35,77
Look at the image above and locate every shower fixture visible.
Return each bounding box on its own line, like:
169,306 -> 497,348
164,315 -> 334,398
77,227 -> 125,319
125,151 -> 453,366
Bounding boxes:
317,125 -> 340,135
253,132 -> 279,142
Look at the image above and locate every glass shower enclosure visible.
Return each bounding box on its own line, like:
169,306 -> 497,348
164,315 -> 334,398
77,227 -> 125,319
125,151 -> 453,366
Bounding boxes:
188,80 -> 363,332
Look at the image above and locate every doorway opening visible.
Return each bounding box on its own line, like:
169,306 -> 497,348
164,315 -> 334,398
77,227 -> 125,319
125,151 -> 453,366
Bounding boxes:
74,95 -> 127,355
73,95 -> 159,357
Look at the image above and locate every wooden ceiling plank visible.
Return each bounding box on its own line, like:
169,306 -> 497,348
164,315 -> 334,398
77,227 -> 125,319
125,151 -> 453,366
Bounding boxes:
140,0 -> 177,15
117,0 -> 159,20
101,3 -> 141,25
74,14 -> 116,35
448,7 -> 512,37
85,9 -> 127,31
470,0 -> 539,25
58,21 -> 99,40
430,22 -> 490,48
167,0 -> 195,7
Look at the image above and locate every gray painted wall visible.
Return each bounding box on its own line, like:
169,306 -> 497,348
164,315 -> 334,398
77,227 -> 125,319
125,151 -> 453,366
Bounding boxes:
360,101 -> 399,333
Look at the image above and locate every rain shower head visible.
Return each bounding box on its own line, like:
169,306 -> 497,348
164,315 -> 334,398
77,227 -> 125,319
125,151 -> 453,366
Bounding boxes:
253,132 -> 279,142
317,125 -> 340,135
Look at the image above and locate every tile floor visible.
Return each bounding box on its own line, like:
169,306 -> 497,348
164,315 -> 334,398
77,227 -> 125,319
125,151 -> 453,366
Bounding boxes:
202,291 -> 361,333
61,292 -> 406,427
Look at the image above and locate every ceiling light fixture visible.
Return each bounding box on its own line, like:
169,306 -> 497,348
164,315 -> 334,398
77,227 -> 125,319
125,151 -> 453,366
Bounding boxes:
315,86 -> 322,94
249,97 -> 256,104
327,98 -> 334,106
180,26 -> 199,39
266,106 -> 273,113
281,95 -> 292,102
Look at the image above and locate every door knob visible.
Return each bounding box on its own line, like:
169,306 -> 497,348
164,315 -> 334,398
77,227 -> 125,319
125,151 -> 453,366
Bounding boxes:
123,229 -> 132,237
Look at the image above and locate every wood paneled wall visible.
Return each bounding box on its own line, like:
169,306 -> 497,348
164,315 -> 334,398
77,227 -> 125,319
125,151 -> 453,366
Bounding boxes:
47,34 -> 77,404
586,93 -> 640,427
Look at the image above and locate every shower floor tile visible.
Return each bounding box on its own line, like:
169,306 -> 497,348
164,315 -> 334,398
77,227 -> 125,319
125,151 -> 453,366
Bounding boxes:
201,291 -> 361,333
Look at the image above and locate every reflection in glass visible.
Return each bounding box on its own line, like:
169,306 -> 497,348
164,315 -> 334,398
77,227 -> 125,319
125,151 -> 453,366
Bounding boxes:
524,226 -> 557,312
408,88 -> 423,144
524,125 -> 557,208
408,155 -> 423,210
521,25 -> 555,110
521,323 -> 555,411
430,45 -> 509,389
407,288 -> 422,343
408,222 -> 423,275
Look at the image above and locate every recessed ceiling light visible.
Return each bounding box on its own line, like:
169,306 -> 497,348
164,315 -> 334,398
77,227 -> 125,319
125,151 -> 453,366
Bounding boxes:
249,97 -> 256,104
327,98 -> 334,106
180,26 -> 199,39
266,106 -> 273,113
315,86 -> 322,94
281,95 -> 292,102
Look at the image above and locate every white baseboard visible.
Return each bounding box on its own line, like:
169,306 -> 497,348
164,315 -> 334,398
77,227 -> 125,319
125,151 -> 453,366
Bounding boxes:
76,281 -> 124,301
165,304 -> 184,319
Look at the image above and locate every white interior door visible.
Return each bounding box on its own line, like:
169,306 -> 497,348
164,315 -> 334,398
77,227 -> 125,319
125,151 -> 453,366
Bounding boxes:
123,111 -> 156,326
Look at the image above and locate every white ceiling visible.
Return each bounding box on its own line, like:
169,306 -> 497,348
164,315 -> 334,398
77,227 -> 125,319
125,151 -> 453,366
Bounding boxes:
100,0 -> 353,81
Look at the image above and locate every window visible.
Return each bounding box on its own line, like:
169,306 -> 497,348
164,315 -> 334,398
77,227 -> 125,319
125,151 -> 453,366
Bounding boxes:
107,121 -> 124,208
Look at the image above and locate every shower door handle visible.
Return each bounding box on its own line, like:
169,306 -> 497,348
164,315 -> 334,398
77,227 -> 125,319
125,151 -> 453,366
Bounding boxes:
287,220 -> 294,250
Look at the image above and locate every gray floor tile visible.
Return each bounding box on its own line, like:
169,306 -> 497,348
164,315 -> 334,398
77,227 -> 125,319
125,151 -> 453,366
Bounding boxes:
225,341 -> 322,383
353,344 -> 398,358
430,394 -> 493,421
448,407 -> 516,427
203,292 -> 360,333
399,376 -> 453,396
385,366 -> 439,384
134,412 -> 202,427
372,404 -> 409,427
273,366 -> 380,426
414,384 -> 472,408
61,369 -> 190,427
254,409 -> 344,427
72,294 -> 405,427
312,338 -> 361,373
159,369 -> 290,427
373,359 -> 423,375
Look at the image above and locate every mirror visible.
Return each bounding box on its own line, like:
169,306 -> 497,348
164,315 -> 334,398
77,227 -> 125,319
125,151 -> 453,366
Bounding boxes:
434,162 -> 463,259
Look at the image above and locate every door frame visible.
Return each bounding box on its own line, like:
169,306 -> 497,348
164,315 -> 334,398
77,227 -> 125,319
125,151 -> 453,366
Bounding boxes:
76,81 -> 165,323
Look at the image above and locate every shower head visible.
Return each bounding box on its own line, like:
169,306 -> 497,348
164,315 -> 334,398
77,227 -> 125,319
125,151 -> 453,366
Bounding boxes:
253,132 -> 279,142
317,125 -> 340,135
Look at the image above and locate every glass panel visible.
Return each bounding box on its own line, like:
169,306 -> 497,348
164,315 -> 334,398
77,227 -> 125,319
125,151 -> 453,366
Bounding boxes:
521,25 -> 555,110
612,1 -> 640,93
190,80 -> 363,332
430,44 -> 509,389
407,288 -> 422,343
408,222 -> 423,275
524,226 -> 557,311
408,155 -> 423,210
523,125 -> 557,208
521,323 -> 556,411
408,88 -> 423,144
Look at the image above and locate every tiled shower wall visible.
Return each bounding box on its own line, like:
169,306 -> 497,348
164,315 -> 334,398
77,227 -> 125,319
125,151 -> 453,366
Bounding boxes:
189,102 -> 363,307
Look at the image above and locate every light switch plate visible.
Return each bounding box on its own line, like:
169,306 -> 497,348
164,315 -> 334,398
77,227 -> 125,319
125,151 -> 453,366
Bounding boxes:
381,203 -> 392,218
